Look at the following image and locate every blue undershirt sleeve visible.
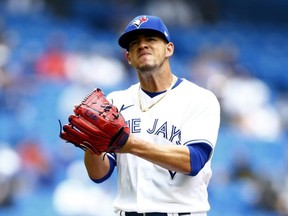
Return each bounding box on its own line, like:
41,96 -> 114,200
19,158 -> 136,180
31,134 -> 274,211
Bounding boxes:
90,153 -> 116,183
187,143 -> 212,176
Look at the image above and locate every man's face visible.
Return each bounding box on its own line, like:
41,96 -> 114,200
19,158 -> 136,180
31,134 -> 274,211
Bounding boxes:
126,32 -> 173,73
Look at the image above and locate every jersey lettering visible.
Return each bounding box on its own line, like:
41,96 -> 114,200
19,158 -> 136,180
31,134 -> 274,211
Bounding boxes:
154,121 -> 168,139
147,119 -> 181,144
147,118 -> 158,134
126,118 -> 141,133
169,170 -> 177,179
169,125 -> 181,145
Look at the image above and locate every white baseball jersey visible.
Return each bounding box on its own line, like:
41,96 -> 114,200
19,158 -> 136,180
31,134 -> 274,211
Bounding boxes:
106,77 -> 220,214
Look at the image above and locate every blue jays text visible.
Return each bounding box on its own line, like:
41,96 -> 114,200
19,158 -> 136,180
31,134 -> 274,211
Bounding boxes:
126,118 -> 182,145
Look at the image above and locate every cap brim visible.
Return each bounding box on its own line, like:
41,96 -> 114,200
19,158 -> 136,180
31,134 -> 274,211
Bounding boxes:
118,29 -> 169,50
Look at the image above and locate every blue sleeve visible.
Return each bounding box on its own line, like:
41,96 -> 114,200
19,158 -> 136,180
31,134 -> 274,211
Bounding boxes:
90,153 -> 116,183
187,143 -> 212,176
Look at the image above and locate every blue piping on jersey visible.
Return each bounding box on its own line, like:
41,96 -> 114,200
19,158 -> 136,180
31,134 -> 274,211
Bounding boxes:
142,77 -> 183,98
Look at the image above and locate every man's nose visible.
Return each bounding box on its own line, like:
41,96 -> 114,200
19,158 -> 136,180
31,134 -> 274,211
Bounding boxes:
138,39 -> 148,49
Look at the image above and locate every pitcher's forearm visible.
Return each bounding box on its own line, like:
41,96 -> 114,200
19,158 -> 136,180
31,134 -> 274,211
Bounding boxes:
119,135 -> 191,174
84,151 -> 111,179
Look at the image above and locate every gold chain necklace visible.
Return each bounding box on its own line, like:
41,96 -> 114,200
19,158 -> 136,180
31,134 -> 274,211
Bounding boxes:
138,75 -> 177,112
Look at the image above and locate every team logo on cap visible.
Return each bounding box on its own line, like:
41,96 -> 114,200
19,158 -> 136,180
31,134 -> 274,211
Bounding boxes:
131,16 -> 148,28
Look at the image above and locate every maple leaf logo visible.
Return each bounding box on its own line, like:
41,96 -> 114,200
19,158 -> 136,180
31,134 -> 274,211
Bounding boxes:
131,16 -> 148,28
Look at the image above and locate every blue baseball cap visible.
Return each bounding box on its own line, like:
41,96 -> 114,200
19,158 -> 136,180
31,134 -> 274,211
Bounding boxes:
118,15 -> 171,50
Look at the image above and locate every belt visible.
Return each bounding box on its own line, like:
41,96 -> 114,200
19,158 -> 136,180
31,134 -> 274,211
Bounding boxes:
124,213 -> 167,216
124,212 -> 191,216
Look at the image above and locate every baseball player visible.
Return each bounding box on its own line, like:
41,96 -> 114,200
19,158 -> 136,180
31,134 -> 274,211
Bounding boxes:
64,15 -> 220,216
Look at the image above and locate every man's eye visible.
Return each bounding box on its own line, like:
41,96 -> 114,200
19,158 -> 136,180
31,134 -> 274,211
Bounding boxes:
130,41 -> 137,47
148,37 -> 156,41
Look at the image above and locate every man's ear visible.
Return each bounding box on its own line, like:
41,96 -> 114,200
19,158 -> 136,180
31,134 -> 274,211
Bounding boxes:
125,51 -> 132,65
166,42 -> 174,57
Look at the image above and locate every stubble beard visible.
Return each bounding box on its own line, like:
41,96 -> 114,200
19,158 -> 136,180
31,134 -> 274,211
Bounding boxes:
136,57 -> 165,74
137,64 -> 156,73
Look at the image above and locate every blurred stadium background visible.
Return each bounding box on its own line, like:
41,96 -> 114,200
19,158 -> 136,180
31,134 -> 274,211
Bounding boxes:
0,0 -> 287,215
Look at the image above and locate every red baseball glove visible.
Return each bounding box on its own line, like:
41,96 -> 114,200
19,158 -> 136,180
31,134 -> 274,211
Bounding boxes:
59,88 -> 130,155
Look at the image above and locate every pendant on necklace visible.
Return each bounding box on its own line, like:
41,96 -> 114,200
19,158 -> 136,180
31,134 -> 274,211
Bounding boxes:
138,75 -> 177,112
